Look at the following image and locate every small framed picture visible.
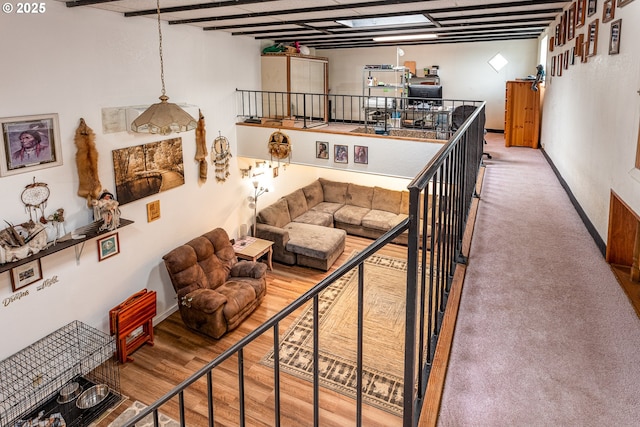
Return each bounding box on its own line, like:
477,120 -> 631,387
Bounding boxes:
587,0 -> 598,16
146,200 -> 160,222
568,2 -> 576,40
11,259 -> 43,292
557,54 -> 563,76
618,0 -> 635,6
576,0 -> 586,28
98,233 -> 120,261
602,0 -> 616,23
587,19 -> 599,57
316,141 -> 329,159
551,56 -> 557,76
334,144 -> 348,163
549,36 -> 555,52
354,145 -> 368,164
609,19 -> 622,54
575,33 -> 585,58
0,113 -> 62,177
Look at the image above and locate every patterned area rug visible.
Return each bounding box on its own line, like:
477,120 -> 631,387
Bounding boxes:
107,401 -> 179,427
261,253 -> 409,416
350,126 -> 438,139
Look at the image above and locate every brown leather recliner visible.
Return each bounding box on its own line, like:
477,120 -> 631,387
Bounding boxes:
162,228 -> 267,339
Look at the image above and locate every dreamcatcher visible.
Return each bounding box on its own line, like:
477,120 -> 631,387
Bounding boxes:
21,177 -> 50,223
268,130 -> 291,165
211,132 -> 232,183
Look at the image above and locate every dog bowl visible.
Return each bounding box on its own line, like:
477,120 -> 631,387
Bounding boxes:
76,384 -> 109,409
57,381 -> 83,404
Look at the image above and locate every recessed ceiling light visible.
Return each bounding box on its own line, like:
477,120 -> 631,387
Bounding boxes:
373,34 -> 438,42
337,14 -> 430,28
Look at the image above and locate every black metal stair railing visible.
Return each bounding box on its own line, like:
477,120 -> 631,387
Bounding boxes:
123,101 -> 486,427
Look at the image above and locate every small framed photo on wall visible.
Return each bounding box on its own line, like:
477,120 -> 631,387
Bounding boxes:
602,0 -> 616,23
609,19 -> 622,54
316,141 -> 329,159
334,144 -> 348,163
10,259 -> 42,292
617,0 -> 635,6
146,200 -> 160,222
354,145 -> 368,164
587,0 -> 598,16
576,0 -> 587,28
98,233 -> 120,261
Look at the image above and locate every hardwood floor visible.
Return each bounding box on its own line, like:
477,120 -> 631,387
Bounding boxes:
97,236 -> 410,427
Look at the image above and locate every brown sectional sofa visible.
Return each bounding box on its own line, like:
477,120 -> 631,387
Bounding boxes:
256,178 -> 422,271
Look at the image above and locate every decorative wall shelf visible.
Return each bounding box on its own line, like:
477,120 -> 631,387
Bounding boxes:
0,219 -> 133,274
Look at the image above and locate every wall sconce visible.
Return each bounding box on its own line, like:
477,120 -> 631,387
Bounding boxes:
240,166 -> 252,178
248,180 -> 269,237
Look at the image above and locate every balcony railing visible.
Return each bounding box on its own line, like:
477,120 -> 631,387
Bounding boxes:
123,96 -> 486,427
235,89 -> 483,138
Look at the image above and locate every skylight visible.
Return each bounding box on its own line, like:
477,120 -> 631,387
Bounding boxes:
337,14 -> 430,28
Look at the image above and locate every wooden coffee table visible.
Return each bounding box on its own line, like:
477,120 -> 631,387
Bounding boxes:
233,237 -> 274,270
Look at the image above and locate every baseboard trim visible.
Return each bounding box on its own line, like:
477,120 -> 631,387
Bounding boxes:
540,148 -> 606,257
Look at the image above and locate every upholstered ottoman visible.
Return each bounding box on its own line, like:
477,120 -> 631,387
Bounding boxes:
283,222 -> 346,271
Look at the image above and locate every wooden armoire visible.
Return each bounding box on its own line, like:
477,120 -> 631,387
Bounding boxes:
504,80 -> 542,148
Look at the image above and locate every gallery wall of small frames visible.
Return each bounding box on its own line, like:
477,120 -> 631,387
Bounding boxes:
549,0 -> 631,77
316,141 -> 369,165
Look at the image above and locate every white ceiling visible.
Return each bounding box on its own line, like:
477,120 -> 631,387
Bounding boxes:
57,0 -> 570,49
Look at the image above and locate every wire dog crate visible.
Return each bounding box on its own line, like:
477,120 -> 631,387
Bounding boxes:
0,320 -> 121,426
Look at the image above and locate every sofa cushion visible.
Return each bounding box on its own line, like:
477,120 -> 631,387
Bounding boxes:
284,222 -> 346,260
319,178 -> 348,204
293,209 -> 334,227
311,201 -> 344,215
284,189 -> 308,220
301,180 -> 324,209
346,183 -> 373,208
362,210 -> 408,231
334,205 -> 371,226
372,187 -> 402,214
257,198 -> 291,228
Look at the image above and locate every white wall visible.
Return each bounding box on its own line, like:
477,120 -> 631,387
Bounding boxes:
236,125 -> 445,179
540,2 -> 640,242
318,40 -> 539,130
0,2 -> 262,359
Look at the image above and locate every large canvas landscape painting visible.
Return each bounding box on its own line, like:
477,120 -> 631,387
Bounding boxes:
112,138 -> 184,205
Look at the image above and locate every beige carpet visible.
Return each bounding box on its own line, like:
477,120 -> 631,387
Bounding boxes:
107,401 -> 179,427
438,133 -> 640,425
262,253 -> 410,416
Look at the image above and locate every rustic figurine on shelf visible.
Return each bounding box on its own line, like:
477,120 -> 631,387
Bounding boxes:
0,221 -> 48,264
92,190 -> 121,231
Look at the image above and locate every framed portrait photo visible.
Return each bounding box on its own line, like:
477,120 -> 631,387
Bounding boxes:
11,259 -> 43,292
587,0 -> 598,16
316,141 -> 329,159
609,19 -> 622,55
97,233 -> 120,261
334,144 -> 348,163
618,0 -> 635,6
354,145 -> 368,164
0,113 -> 62,177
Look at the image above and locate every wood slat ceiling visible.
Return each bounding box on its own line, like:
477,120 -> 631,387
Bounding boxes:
59,0 -> 570,49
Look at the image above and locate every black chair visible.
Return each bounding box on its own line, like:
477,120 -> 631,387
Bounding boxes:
451,105 -> 491,159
